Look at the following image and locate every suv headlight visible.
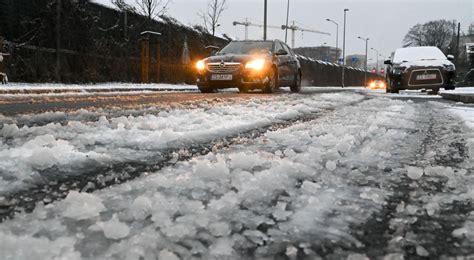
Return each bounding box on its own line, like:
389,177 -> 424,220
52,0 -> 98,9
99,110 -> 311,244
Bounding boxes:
393,67 -> 406,75
444,64 -> 455,72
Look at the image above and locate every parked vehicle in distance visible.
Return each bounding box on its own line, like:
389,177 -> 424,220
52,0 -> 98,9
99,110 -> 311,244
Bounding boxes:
384,46 -> 456,94
195,40 -> 302,93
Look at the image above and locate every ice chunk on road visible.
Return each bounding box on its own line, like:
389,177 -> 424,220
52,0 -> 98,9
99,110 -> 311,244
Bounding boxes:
159,249 -> 180,260
416,245 -> 430,257
325,160 -> 337,171
61,191 -> 105,220
209,222 -> 231,237
130,196 -> 153,220
209,238 -> 235,257
406,166 -> 424,180
99,215 -> 130,240
0,232 -> 80,260
347,253 -> 369,260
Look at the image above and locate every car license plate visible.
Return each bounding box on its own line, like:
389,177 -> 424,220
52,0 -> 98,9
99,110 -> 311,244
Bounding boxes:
211,74 -> 232,81
416,74 -> 436,80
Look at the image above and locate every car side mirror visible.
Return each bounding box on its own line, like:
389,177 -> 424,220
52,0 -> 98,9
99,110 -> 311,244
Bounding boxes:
384,59 -> 392,65
276,49 -> 288,56
447,54 -> 454,61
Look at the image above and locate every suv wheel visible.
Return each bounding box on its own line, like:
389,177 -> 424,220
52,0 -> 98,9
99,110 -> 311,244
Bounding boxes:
387,79 -> 399,93
429,88 -> 440,95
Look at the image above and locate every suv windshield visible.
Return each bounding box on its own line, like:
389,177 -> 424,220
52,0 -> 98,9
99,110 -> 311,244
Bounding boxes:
219,41 -> 273,55
393,47 -> 447,63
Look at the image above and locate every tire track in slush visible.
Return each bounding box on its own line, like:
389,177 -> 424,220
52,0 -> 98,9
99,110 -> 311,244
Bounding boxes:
0,98 -> 367,222
351,103 -> 473,258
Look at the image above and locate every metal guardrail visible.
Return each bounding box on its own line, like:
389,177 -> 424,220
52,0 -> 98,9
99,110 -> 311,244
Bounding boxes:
297,55 -> 385,86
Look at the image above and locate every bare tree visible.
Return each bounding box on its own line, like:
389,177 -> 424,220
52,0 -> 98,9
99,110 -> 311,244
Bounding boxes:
199,0 -> 227,37
403,19 -> 455,53
112,0 -> 170,20
135,0 -> 171,21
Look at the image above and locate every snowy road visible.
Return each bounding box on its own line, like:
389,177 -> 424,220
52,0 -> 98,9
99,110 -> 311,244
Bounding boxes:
0,88 -> 473,259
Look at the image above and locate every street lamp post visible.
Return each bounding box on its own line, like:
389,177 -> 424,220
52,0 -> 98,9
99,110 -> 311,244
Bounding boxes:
342,8 -> 349,88
285,0 -> 290,44
263,0 -> 268,40
371,47 -> 379,74
326,18 -> 339,63
358,36 -> 369,87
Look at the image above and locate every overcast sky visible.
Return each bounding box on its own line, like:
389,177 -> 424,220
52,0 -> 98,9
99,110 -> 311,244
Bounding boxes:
95,0 -> 472,60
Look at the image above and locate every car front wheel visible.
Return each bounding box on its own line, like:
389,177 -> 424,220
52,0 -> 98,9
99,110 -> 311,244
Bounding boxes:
199,87 -> 217,93
263,68 -> 278,93
290,71 -> 302,93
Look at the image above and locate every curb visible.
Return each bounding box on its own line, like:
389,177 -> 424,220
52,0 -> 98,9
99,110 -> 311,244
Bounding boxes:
440,93 -> 474,104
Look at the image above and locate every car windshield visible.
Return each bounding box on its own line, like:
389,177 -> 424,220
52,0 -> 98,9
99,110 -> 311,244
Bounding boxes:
218,41 -> 273,55
393,47 -> 447,63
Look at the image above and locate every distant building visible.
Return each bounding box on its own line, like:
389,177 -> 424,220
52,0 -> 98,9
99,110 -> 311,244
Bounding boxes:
345,55 -> 366,69
293,46 -> 341,63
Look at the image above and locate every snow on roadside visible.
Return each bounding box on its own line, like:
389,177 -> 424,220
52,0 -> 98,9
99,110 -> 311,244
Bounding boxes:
0,93 -> 362,193
442,87 -> 474,94
0,95 -> 433,259
446,104 -> 474,246
1,82 -> 197,91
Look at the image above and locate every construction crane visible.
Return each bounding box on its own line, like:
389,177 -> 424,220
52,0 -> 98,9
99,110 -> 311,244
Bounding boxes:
233,19 -> 331,49
282,21 -> 331,48
232,18 -> 281,40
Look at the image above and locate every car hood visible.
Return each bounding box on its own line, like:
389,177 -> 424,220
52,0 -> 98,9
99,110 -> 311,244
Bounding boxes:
396,59 -> 454,69
205,54 -> 268,64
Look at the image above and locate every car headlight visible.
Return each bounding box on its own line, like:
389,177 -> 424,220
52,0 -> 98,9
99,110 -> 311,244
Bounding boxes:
245,59 -> 266,70
196,60 -> 206,71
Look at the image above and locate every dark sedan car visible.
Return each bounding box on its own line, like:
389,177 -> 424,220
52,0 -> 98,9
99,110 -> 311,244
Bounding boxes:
195,40 -> 302,93
384,46 -> 456,94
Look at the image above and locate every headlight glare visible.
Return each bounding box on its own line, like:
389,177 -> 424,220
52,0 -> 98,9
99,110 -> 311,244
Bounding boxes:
245,59 -> 266,70
196,60 -> 206,71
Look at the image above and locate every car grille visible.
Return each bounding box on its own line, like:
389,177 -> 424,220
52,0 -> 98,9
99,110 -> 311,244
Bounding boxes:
207,63 -> 241,73
409,69 -> 443,86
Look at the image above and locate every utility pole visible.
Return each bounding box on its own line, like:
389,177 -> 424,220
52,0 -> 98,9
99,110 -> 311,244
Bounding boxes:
56,0 -> 61,83
285,0 -> 290,44
456,22 -> 461,64
326,18 -> 339,63
358,36 -> 369,87
342,8 -> 349,88
263,0 -> 267,40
